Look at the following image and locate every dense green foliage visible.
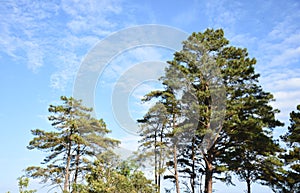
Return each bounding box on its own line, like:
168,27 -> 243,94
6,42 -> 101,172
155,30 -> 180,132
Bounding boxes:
22,96 -> 155,193
138,29 -> 285,193
76,160 -> 156,193
25,96 -> 120,192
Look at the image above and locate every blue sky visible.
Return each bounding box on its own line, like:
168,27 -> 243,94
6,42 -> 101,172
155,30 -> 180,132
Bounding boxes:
1,0 -> 300,192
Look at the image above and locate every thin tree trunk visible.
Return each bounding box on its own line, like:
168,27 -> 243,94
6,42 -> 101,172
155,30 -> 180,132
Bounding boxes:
246,178 -> 251,193
158,125 -> 165,193
64,135 -> 72,193
154,129 -> 158,190
158,173 -> 161,193
191,137 -> 196,193
172,110 -> 180,193
173,144 -> 180,193
73,144 -> 80,193
204,101 -> 213,193
158,136 -> 161,193
204,162 -> 213,193
203,151 -> 213,193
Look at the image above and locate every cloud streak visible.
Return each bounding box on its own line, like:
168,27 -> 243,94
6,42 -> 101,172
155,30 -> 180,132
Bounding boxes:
0,0 -> 127,91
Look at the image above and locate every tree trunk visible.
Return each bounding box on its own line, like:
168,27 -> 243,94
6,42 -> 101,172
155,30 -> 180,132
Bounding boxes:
64,136 -> 72,193
158,144 -> 161,193
158,174 -> 161,193
172,110 -> 180,193
204,164 -> 213,193
246,178 -> 251,193
154,129 -> 158,190
191,137 -> 196,193
204,153 -> 213,193
73,144 -> 80,193
158,125 -> 165,193
202,114 -> 214,193
173,144 -> 180,193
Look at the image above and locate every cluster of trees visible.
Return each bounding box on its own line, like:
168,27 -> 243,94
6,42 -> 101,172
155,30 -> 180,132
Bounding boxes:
11,96 -> 156,193
136,29 -> 300,193
8,29 -> 299,193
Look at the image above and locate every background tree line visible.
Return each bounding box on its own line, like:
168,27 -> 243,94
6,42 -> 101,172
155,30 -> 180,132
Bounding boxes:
8,29 -> 299,193
9,96 -> 156,193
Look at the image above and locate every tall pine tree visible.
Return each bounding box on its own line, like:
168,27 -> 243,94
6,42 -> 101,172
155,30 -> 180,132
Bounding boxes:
142,87 -> 184,193
137,102 -> 169,193
25,96 -> 119,193
139,29 -> 282,193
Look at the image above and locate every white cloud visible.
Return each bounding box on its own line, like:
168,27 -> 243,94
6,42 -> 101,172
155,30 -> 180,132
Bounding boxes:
262,76 -> 300,91
258,68 -> 300,123
25,42 -> 44,73
61,0 -> 122,35
129,46 -> 166,61
257,9 -> 300,68
205,0 -> 243,30
50,0 -> 134,91
244,6 -> 300,126
0,1 -> 60,71
272,90 -> 300,121
118,134 -> 140,150
268,11 -> 300,40
50,52 -> 81,90
230,33 -> 258,49
259,70 -> 300,125
268,46 -> 300,67
0,0 -> 128,90
98,47 -> 170,88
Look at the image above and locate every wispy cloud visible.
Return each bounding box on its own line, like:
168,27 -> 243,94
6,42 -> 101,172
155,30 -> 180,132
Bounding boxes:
1,0 -> 300,133
0,1 -> 60,71
25,42 -> 44,73
50,52 -> 81,90
61,0 -> 122,35
205,0 -> 243,31
254,5 -> 300,124
260,70 -> 300,122
50,0 -> 125,90
117,133 -> 141,151
269,46 -> 300,68
99,47 -> 170,88
0,0 -> 127,90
